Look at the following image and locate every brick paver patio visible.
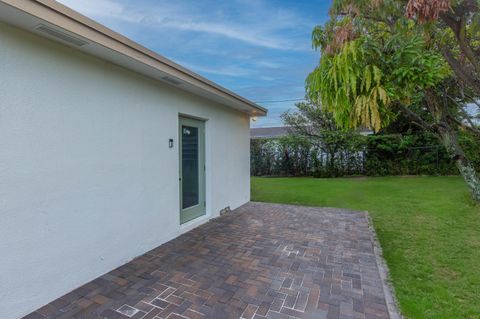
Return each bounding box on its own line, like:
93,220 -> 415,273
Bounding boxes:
24,202 -> 396,319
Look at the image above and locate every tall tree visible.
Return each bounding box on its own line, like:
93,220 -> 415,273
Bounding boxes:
307,0 -> 480,201
282,100 -> 364,176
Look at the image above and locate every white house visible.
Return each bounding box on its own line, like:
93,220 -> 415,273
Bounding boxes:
0,1 -> 267,318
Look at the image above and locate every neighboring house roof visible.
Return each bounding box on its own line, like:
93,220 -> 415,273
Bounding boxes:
0,0 -> 267,116
359,129 -> 374,136
250,127 -> 290,139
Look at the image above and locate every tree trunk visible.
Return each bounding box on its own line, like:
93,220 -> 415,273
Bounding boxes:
437,124 -> 480,202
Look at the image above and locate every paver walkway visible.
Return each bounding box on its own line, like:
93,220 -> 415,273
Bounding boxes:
24,202 -> 396,319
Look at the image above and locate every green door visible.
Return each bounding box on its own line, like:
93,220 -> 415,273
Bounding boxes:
179,117 -> 206,224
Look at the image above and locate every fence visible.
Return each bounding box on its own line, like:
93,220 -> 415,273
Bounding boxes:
250,137 -> 457,177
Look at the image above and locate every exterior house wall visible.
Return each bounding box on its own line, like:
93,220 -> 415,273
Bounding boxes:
0,22 -> 250,319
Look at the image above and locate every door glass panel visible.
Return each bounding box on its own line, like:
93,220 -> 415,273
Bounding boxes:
182,125 -> 199,209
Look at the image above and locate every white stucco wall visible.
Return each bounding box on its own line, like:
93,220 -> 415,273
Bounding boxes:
0,22 -> 251,319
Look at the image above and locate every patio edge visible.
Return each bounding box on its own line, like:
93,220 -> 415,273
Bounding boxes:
364,211 -> 403,319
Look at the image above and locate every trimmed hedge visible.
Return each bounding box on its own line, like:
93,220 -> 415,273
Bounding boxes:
251,133 -> 459,177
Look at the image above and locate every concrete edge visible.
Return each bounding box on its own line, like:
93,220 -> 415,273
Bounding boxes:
248,201 -> 364,214
364,211 -> 403,319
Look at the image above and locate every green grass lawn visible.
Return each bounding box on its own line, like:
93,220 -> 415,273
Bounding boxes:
251,176 -> 480,319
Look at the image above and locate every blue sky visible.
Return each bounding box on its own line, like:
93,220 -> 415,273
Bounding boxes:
57,0 -> 332,127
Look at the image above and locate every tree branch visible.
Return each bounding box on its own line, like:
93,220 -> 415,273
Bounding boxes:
441,46 -> 480,94
462,92 -> 480,111
441,8 -> 480,75
446,113 -> 480,138
397,104 -> 431,130
445,96 -> 480,138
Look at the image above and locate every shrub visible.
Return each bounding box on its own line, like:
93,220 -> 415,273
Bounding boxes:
251,133 -> 458,177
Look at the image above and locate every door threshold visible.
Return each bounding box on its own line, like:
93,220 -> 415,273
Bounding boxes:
180,214 -> 210,233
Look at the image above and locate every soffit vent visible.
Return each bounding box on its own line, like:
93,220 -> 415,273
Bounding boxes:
35,24 -> 89,47
161,76 -> 183,86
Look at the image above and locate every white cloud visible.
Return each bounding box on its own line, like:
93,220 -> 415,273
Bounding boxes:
259,76 -> 276,81
56,0 -> 309,51
175,60 -> 253,77
255,61 -> 282,69
58,0 -> 127,20
157,19 -> 293,50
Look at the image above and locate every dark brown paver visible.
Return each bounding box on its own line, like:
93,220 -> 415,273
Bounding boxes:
23,202 -> 395,319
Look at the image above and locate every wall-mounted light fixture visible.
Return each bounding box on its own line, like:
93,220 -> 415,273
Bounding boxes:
251,111 -> 258,122
169,139 -> 174,148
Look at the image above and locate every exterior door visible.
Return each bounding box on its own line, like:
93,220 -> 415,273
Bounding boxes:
179,117 -> 206,224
